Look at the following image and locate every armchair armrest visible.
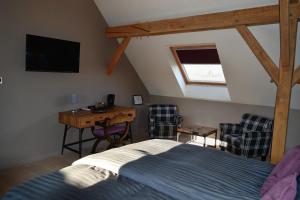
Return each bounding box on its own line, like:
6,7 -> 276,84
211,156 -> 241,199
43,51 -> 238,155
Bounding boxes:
219,123 -> 242,136
149,116 -> 155,126
175,115 -> 183,127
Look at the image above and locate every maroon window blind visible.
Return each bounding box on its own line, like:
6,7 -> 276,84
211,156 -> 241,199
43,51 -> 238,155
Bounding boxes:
176,49 -> 221,64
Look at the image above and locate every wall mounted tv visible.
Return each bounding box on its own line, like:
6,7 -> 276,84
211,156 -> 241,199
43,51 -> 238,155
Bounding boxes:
26,34 -> 80,73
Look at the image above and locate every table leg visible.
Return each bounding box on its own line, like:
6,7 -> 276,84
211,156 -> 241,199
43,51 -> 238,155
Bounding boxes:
214,131 -> 217,148
204,136 -> 206,148
78,128 -> 84,158
177,132 -> 181,142
61,125 -> 69,155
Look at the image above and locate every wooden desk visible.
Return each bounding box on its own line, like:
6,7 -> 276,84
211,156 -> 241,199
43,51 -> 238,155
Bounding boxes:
59,106 -> 136,157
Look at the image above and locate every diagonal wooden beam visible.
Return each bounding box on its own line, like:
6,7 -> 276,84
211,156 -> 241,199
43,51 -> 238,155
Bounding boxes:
292,3 -> 300,18
107,3 -> 300,38
106,37 -> 131,76
271,1 -> 298,164
293,66 -> 300,85
236,26 -> 279,85
290,0 -> 300,17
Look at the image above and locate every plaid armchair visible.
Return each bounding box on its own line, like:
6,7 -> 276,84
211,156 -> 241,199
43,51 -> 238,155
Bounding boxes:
148,104 -> 182,139
220,113 -> 273,160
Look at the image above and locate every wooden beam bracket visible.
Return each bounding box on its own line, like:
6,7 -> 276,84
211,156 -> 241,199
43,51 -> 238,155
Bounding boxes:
236,25 -> 279,85
106,37 -> 131,75
293,65 -> 300,85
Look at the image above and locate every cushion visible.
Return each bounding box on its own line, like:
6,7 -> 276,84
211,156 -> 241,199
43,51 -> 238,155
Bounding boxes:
240,113 -> 273,133
221,134 -> 241,148
94,124 -> 126,137
261,173 -> 298,200
261,145 -> 300,199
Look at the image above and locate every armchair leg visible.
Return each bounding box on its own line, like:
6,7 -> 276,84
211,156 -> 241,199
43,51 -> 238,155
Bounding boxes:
220,146 -> 225,151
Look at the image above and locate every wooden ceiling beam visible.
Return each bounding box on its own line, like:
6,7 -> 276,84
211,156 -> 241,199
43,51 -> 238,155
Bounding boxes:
106,37 -> 131,76
236,25 -> 279,85
106,3 -> 300,38
271,1 -> 297,164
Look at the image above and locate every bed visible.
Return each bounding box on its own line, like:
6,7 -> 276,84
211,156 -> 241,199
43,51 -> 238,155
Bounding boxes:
2,139 -> 295,200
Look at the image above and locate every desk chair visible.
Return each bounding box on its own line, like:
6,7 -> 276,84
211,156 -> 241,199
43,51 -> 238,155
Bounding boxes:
91,113 -> 131,153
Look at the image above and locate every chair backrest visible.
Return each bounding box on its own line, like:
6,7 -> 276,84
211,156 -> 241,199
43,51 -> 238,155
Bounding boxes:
240,113 -> 273,133
149,104 -> 178,122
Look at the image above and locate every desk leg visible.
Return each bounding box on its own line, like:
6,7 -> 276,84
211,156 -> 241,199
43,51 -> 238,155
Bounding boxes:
61,125 -> 69,155
78,128 -> 84,158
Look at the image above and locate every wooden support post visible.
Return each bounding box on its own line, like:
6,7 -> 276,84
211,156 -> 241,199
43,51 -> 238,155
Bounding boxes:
292,0 -> 300,86
236,25 -> 279,85
106,37 -> 131,75
271,0 -> 298,164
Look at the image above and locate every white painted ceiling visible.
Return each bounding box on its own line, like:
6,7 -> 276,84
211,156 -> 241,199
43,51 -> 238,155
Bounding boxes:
94,0 -> 300,109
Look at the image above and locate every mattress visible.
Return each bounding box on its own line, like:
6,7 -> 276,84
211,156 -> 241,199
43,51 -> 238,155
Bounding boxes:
2,139 -> 275,200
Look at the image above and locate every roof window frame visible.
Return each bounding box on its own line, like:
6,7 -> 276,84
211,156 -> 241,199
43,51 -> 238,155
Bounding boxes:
170,44 -> 227,86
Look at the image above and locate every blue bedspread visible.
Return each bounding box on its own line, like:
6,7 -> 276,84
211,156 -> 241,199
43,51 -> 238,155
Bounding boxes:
74,139 -> 274,200
2,139 -> 275,200
118,144 -> 273,200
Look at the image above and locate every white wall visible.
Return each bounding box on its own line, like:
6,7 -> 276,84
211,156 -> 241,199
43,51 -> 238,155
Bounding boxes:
150,95 -> 300,151
0,0 -> 149,169
95,0 -> 300,109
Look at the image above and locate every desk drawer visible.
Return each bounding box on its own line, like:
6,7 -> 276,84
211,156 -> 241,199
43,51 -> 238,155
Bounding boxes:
79,117 -> 95,128
59,107 -> 136,128
108,111 -> 135,121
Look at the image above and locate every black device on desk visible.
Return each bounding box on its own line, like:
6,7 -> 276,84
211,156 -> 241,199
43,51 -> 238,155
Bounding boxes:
88,94 -> 115,113
89,105 -> 107,113
107,94 -> 115,107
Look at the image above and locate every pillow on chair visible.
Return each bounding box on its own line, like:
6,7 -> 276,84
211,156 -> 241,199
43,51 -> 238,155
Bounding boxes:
260,145 -> 300,200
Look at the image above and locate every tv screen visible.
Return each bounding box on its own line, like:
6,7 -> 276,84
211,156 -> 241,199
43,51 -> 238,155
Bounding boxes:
26,34 -> 80,73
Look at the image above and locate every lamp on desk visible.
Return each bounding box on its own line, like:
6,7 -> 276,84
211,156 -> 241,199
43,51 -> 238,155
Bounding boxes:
70,94 -> 79,113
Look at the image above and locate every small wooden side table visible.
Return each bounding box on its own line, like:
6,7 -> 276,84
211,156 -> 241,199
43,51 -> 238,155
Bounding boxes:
177,126 -> 218,148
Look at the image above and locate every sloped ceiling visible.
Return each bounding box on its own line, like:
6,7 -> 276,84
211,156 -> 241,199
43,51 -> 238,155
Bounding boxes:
94,0 -> 300,109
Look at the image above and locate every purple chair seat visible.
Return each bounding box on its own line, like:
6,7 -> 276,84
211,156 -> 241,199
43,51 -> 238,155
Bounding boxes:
94,124 -> 126,137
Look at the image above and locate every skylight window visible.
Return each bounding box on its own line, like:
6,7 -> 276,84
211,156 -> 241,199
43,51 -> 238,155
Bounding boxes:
171,45 -> 226,86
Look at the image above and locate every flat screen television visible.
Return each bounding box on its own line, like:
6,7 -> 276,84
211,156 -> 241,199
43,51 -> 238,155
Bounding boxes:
26,34 -> 80,73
